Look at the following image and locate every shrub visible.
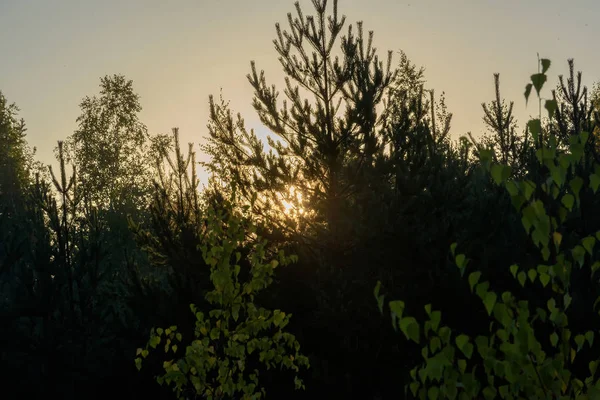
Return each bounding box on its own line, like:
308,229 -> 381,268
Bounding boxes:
135,199 -> 309,399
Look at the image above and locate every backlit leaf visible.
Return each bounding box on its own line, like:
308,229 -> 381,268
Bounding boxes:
531,73 -> 547,96
484,292 -> 497,316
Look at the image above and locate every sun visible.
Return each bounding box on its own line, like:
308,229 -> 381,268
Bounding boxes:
278,186 -> 304,216
282,199 -> 294,213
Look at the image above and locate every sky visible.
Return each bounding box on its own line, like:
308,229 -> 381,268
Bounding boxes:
1,0 -> 599,183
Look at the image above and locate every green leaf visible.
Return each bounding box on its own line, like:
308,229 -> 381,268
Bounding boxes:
521,215 -> 532,234
476,282 -> 490,299
570,176 -> 584,200
410,382 -> 420,397
539,273 -> 551,287
550,332 -> 559,347
572,245 -> 586,268
468,271 -> 482,292
483,386 -> 497,400
389,300 -> 405,321
541,246 -> 550,261
586,331 -> 595,347
458,359 -> 467,374
531,73 -> 547,96
493,303 -> 512,328
430,336 -> 442,353
562,193 -> 575,211
564,293 -> 572,309
149,335 -> 161,349
272,310 -> 286,327
399,317 -> 420,344
438,326 -> 451,344
510,264 -> 518,278
547,297 -> 556,311
428,386 -> 439,400
528,119 -> 542,142
450,243 -> 458,256
592,262 -> 600,278
475,336 -> 489,357
527,269 -> 537,283
575,334 -> 585,351
483,292 -> 497,316
455,334 -> 473,358
553,231 -> 562,248
232,303 -> 241,322
135,357 -> 142,371
424,304 -> 432,315
522,180 -> 535,200
491,164 -> 511,185
525,83 -> 533,105
479,149 -> 494,166
590,360 -> 598,376
545,99 -> 558,119
518,271 -> 527,287
540,58 -> 551,73
506,181 -> 519,196
583,236 -> 596,255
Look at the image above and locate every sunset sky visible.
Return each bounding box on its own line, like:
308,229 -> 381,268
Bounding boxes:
1,0 -> 598,183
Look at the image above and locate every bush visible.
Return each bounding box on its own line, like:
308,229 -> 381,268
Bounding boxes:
135,198 -> 309,399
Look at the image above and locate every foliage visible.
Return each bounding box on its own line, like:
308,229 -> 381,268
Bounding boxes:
127,127 -> 210,357
65,74 -> 153,211
129,127 -> 205,292
135,196 -> 309,399
376,59 -> 600,399
201,0 -> 397,252
0,137 -> 138,397
0,91 -> 39,213
4,2 -> 600,399
477,73 -> 529,174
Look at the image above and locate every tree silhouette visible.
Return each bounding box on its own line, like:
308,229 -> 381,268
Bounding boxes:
202,0 -> 395,258
66,74 -> 152,211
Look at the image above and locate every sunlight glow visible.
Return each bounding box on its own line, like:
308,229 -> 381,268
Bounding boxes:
279,186 -> 304,217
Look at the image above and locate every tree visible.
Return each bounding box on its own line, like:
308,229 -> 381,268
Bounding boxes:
202,0 -> 396,255
377,58 -> 600,400
128,127 -> 210,334
135,193 -> 309,400
201,4 -> 469,397
65,74 -> 153,211
551,59 -> 597,150
0,91 -> 37,214
478,73 -> 529,174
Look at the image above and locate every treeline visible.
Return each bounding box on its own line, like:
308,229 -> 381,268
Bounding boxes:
2,1 -> 600,399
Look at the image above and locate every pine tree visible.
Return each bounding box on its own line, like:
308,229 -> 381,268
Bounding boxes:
129,127 -> 209,310
202,0 -> 395,258
480,73 -> 528,171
